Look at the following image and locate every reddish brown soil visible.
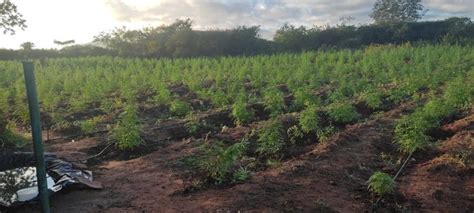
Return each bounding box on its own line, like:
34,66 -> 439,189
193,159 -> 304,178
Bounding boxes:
14,103 -> 474,212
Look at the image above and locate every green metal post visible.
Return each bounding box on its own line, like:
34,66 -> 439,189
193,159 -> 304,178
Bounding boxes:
23,62 -> 51,213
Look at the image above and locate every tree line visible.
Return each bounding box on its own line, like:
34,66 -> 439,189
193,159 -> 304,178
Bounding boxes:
1,16 -> 473,60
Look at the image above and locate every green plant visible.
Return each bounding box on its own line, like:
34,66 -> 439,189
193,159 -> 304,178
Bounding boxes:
153,83 -> 172,104
231,100 -> 254,126
263,88 -> 286,117
316,125 -> 336,143
291,88 -> 317,111
287,125 -> 304,144
257,119 -> 285,156
367,171 -> 395,196
112,105 -> 143,150
78,115 -> 105,134
359,90 -> 383,109
233,167 -> 251,182
184,113 -> 202,134
211,90 -> 231,108
198,141 -> 247,183
299,104 -> 320,133
327,102 -> 360,123
170,100 -> 192,117
394,114 -> 431,154
0,122 -> 28,148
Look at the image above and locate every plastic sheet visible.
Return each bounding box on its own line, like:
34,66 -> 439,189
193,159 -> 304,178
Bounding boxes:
0,152 -> 101,208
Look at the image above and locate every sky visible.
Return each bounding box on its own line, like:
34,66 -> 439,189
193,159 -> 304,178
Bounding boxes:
0,0 -> 473,49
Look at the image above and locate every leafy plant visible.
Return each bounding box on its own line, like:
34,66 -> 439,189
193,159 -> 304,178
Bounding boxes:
287,125 -> 304,144
316,125 -> 336,143
299,104 -> 320,133
153,83 -> 172,104
291,88 -> 317,111
367,171 -> 395,196
198,141 -> 247,183
263,88 -> 286,117
327,102 -> 360,123
359,90 -> 384,109
257,119 -> 285,156
233,167 -> 251,182
231,100 -> 254,126
78,115 -> 105,134
170,100 -> 192,117
0,122 -> 28,148
184,112 -> 203,134
112,105 -> 143,150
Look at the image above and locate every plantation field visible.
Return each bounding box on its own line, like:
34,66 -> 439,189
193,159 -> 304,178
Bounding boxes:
1,44 -> 473,211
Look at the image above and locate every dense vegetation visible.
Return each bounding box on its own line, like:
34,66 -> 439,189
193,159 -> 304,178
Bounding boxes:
0,45 -> 472,174
1,17 -> 474,60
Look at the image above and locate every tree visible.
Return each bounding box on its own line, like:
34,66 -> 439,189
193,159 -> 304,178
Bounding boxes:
273,24 -> 308,51
0,0 -> 27,135
0,0 -> 26,34
20,41 -> 34,50
370,0 -> 425,23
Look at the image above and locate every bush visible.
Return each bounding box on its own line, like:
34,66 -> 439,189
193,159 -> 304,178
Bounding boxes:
231,100 -> 254,126
257,119 -> 285,156
316,125 -> 336,143
153,83 -> 172,104
0,124 -> 28,148
327,102 -> 360,123
287,125 -> 304,144
367,171 -> 395,196
199,141 -> 247,183
299,104 -> 320,133
184,113 -> 203,134
263,88 -> 286,117
112,105 -> 143,150
291,88 -> 317,111
78,115 -> 105,134
170,100 -> 192,117
359,90 -> 383,109
233,167 -> 251,182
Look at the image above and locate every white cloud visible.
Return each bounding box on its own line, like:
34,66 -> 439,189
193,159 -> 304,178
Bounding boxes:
0,0 -> 473,49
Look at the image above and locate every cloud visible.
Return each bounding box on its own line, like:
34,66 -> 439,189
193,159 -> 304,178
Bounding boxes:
106,0 -> 474,39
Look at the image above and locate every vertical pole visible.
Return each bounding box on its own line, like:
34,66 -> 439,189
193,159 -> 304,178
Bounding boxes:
23,62 -> 51,213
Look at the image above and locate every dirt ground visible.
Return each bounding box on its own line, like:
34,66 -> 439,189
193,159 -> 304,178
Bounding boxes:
11,103 -> 474,212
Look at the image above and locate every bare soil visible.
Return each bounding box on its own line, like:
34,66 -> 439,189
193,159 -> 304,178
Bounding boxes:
11,102 -> 474,212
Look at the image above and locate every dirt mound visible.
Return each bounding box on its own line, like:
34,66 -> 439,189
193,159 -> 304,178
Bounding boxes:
17,102 -> 474,212
166,102 -> 416,212
398,130 -> 474,212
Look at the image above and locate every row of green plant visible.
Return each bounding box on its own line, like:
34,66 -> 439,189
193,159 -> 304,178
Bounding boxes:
1,44 -> 470,130
367,70 -> 473,200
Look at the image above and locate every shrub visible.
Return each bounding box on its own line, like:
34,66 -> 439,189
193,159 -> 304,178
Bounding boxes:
153,84 -> 172,104
257,119 -> 285,156
287,125 -> 304,144
299,104 -> 320,133
316,125 -> 336,143
367,171 -> 395,196
233,167 -> 251,182
327,102 -> 360,123
211,90 -> 231,108
184,112 -> 202,134
78,115 -> 105,134
394,115 -> 431,154
359,90 -> 383,109
231,100 -> 254,126
199,141 -> 247,183
291,88 -> 317,111
263,88 -> 286,117
170,100 -> 192,117
112,105 -> 143,150
0,122 -> 28,148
